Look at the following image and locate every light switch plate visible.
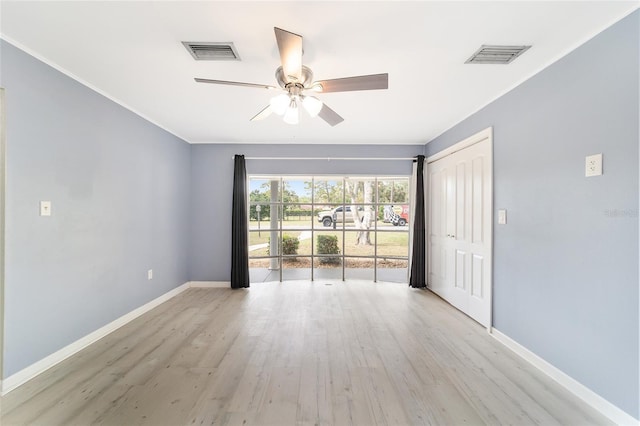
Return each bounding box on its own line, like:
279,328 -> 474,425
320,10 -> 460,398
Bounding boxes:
498,209 -> 507,225
147,269 -> 153,280
585,153 -> 602,177
40,201 -> 51,216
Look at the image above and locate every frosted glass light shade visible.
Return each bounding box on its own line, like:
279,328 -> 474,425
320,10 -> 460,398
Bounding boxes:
302,96 -> 323,117
283,98 -> 299,125
269,93 -> 290,116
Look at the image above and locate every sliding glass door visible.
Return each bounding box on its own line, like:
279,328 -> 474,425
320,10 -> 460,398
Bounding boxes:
248,175 -> 409,283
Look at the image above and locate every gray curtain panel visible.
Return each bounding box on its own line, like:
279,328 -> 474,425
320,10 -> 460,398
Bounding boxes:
409,155 -> 426,288
231,155 -> 250,288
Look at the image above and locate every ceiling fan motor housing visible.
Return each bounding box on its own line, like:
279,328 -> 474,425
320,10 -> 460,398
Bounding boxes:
276,65 -> 314,89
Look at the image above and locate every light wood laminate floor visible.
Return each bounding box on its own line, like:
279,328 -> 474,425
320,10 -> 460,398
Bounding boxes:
1,281 -> 610,425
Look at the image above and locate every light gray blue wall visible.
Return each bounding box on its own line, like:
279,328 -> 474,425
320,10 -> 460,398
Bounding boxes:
189,143 -> 424,281
426,11 -> 639,419
1,41 -> 191,377
2,9 -> 637,420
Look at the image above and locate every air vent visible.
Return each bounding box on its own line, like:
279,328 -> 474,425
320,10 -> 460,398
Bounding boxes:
465,44 -> 531,64
182,42 -> 240,61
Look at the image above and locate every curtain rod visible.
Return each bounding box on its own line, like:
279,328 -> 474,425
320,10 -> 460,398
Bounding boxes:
233,156 -> 418,161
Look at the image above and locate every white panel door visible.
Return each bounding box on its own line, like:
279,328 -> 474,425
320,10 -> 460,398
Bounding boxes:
465,141 -> 492,326
428,156 -> 460,304
450,158 -> 469,313
427,164 -> 447,296
427,134 -> 492,328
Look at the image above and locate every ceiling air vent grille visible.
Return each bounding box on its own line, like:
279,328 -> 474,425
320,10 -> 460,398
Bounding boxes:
465,44 -> 531,64
182,42 -> 240,61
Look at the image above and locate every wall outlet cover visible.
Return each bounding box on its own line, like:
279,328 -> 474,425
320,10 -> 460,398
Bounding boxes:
585,153 -> 603,177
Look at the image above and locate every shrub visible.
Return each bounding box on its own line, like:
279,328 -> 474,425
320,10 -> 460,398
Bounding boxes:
284,209 -> 312,220
317,235 -> 341,264
282,234 -> 299,255
267,234 -> 299,256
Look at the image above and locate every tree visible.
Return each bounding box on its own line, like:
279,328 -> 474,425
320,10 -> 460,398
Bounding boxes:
250,181 -> 302,221
345,179 -> 374,245
258,181 -> 300,203
307,180 -> 343,204
279,182 -> 299,218
377,180 -> 408,204
249,189 -> 270,220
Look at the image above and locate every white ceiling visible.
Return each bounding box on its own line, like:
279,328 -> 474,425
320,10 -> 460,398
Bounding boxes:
1,1 -> 637,145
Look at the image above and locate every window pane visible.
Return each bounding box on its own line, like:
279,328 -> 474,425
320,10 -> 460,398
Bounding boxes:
354,205 -> 376,230
344,231 -> 375,256
314,231 -> 343,280
249,231 -> 270,257
250,178 -> 281,203
345,177 -> 375,204
283,203 -> 313,229
378,205 -> 409,229
320,204 -> 375,230
378,178 -> 409,204
377,179 -> 394,204
313,262 -> 343,281
249,204 -> 282,230
282,256 -> 311,281
377,258 -> 408,283
378,206 -> 397,229
313,179 -> 343,204
314,231 -> 342,263
249,226 -> 280,278
314,204 -> 337,229
282,177 -> 312,201
332,205 -> 349,230
345,257 -> 374,281
282,231 -> 311,256
315,204 -> 348,230
376,231 -> 409,257
392,180 -> 409,203
250,266 -> 280,283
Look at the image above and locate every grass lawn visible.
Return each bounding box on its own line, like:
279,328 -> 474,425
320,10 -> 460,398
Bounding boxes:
249,230 -> 408,258
249,218 -> 315,228
248,231 -> 282,246
249,218 -> 404,230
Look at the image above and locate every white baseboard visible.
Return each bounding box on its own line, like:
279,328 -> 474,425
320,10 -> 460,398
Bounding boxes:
189,281 -> 230,288
2,282 -> 192,395
1,281 -> 233,395
489,328 -> 639,426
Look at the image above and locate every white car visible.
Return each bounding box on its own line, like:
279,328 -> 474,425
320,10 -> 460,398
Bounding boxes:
317,206 -> 362,227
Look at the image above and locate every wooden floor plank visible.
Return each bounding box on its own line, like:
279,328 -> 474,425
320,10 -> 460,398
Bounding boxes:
0,281 -> 613,426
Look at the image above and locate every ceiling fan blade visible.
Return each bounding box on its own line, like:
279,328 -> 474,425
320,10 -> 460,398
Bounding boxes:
274,27 -> 303,83
314,73 -> 388,93
250,105 -> 273,121
194,78 -> 277,90
318,104 -> 344,127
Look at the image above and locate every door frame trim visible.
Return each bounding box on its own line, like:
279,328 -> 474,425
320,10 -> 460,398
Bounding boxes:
427,127 -> 492,165
0,88 -> 5,388
426,127 -> 493,328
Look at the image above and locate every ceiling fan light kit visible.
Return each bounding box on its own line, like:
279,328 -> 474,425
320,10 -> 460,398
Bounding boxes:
269,93 -> 290,115
302,95 -> 323,117
194,27 -> 389,126
283,99 -> 299,125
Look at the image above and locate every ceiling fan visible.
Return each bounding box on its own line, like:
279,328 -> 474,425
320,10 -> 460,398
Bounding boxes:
194,27 -> 389,126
